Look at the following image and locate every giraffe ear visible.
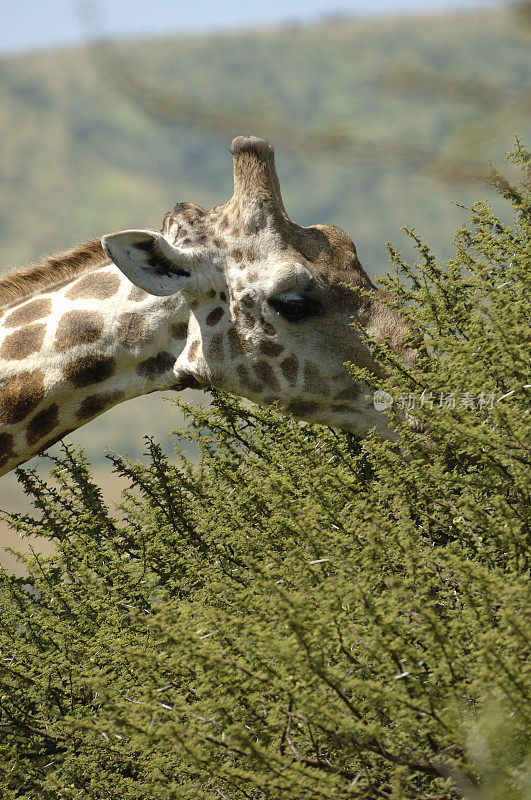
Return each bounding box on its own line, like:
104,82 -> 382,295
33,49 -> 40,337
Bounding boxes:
101,229 -> 194,296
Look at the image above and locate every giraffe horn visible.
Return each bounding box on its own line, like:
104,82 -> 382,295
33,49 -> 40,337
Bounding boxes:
229,135 -> 288,226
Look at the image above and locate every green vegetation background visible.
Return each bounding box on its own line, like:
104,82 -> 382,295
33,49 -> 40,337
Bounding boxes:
0,142 -> 529,799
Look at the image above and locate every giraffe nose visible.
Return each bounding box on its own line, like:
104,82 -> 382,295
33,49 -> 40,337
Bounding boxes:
229,135 -> 288,227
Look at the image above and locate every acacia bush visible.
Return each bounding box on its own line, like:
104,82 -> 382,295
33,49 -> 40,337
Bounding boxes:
0,144 -> 529,800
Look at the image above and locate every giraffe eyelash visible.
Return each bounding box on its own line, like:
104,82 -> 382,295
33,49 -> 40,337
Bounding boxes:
268,294 -> 322,322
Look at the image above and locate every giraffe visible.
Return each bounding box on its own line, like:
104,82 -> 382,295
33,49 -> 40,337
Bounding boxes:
0,136 -> 416,477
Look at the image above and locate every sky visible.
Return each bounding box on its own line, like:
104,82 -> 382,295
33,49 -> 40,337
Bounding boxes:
2,0 -> 504,55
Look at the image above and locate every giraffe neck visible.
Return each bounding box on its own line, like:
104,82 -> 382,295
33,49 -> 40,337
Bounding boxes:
0,263 -> 189,475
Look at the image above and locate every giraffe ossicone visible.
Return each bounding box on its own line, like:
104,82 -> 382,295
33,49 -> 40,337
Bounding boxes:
0,135 -> 416,476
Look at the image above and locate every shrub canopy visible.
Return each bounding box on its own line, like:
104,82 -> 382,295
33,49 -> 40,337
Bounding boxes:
0,143 -> 529,800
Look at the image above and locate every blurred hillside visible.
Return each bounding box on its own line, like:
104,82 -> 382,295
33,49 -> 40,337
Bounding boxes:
0,4 -> 529,470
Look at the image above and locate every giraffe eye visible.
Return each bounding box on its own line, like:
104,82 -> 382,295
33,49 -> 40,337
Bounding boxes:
268,293 -> 321,323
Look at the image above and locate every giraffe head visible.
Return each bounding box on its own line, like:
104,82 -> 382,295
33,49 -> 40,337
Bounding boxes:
103,136 -> 415,439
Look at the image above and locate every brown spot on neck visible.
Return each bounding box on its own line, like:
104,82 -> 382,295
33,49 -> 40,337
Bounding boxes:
0,371 -> 45,425
26,403 -> 59,446
117,312 -> 148,349
137,351 -> 176,378
63,355 -> 115,387
3,298 -> 52,328
1,323 -> 47,360
77,390 -> 125,420
128,285 -> 150,302
66,271 -> 121,300
55,311 -> 105,352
